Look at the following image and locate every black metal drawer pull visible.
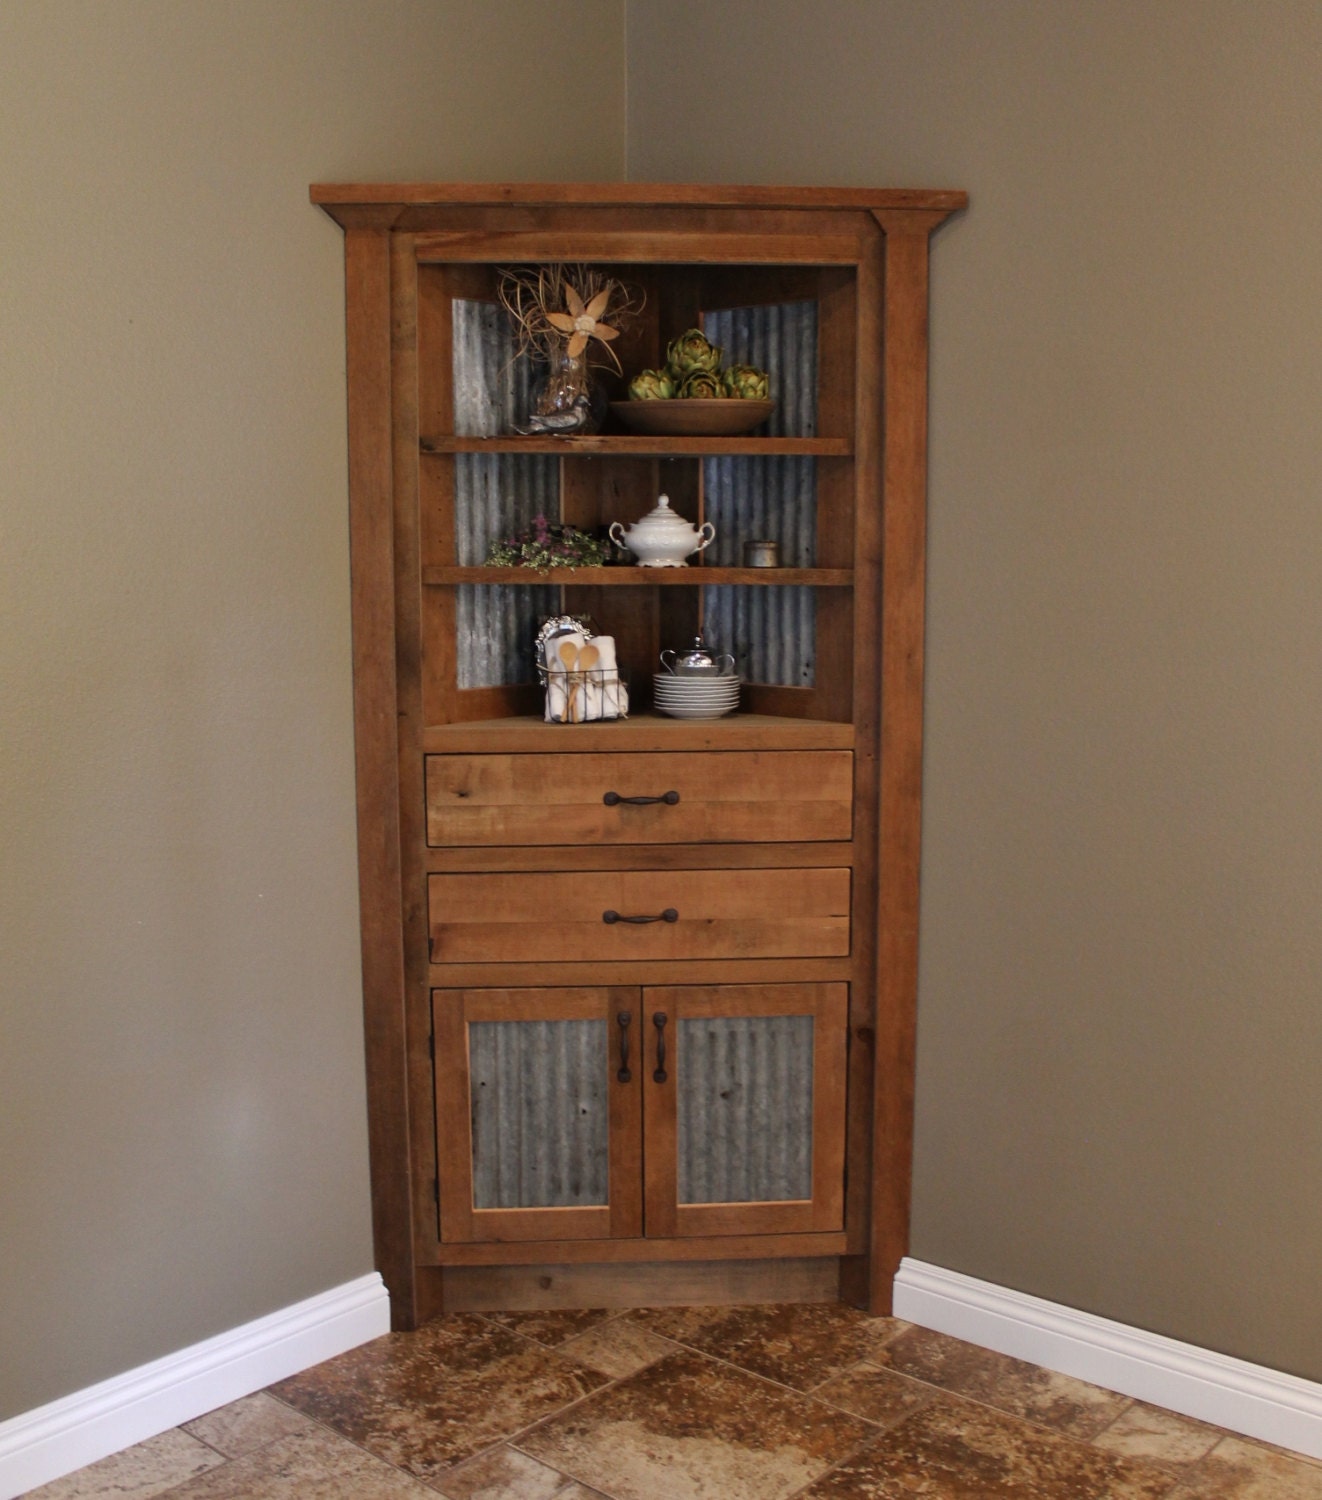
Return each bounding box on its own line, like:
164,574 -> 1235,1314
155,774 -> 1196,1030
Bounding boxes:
616,1011 -> 632,1083
602,908 -> 679,925
602,790 -> 680,806
653,1012 -> 668,1083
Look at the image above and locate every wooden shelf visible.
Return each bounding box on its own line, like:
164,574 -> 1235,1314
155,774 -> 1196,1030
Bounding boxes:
422,566 -> 853,588
421,712 -> 855,754
421,434 -> 850,457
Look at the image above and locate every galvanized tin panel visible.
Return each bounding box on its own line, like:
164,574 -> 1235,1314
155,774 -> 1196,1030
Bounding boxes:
703,301 -> 818,438
702,584 -> 815,688
677,1014 -> 814,1204
702,455 -> 816,568
452,298 -> 535,438
454,454 -> 559,566
451,302 -> 560,689
456,583 -> 555,689
453,453 -> 559,689
701,301 -> 818,682
469,1019 -> 608,1210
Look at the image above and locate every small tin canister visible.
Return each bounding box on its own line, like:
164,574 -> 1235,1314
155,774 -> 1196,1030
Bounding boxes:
743,539 -> 780,568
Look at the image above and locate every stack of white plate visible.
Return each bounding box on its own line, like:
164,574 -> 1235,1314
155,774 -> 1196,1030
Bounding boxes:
652,672 -> 742,719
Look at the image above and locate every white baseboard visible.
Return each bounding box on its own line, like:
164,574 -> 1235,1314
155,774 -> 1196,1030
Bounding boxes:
894,1258 -> 1322,1462
0,1272 -> 390,1499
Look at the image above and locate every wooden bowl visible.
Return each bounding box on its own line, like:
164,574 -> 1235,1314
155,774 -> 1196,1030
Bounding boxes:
610,398 -> 775,436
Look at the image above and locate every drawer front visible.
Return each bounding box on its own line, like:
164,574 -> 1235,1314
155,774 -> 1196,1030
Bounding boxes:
428,867 -> 851,964
425,751 -> 852,847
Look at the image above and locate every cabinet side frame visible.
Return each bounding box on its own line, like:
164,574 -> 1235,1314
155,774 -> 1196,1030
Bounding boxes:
868,208 -> 954,1311
343,226 -> 417,1326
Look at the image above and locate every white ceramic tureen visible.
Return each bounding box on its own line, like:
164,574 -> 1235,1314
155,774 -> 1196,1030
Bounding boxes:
609,494 -> 715,568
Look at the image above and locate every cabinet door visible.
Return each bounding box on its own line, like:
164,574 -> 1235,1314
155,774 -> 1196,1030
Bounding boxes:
642,983 -> 848,1238
433,987 -> 642,1242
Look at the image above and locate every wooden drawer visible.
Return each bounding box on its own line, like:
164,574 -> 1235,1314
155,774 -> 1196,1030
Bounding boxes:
428,867 -> 851,964
425,750 -> 853,846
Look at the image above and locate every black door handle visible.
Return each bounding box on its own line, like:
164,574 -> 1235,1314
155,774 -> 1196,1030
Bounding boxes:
653,1012 -> 668,1083
603,790 -> 680,806
602,908 -> 678,925
616,1010 -> 632,1083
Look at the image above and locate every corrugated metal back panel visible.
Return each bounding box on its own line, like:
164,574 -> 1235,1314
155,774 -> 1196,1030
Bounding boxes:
456,582 -> 556,688
703,301 -> 817,438
677,1015 -> 815,1204
455,453 -> 558,687
701,301 -> 818,684
453,301 -> 558,687
702,584 -> 815,687
452,297 -> 559,686
454,454 -> 558,565
702,455 -> 816,567
469,1019 -> 608,1209
452,298 -> 535,438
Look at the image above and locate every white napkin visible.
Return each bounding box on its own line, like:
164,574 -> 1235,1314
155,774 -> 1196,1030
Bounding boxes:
543,631 -> 585,722
582,635 -> 624,721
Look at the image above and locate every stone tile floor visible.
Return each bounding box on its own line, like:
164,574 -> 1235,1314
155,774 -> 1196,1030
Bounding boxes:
24,1304 -> 1322,1498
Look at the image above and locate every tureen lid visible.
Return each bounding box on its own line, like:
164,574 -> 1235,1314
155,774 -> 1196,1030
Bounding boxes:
626,494 -> 699,534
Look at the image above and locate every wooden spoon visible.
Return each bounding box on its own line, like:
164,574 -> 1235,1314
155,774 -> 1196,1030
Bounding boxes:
575,643 -> 600,723
558,640 -> 581,722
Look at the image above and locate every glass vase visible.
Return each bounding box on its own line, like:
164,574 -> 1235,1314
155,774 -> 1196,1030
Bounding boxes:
527,349 -> 607,434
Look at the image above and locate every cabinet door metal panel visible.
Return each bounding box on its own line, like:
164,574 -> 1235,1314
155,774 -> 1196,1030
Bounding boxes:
643,983 -> 848,1238
677,1013 -> 815,1205
434,987 -> 642,1243
468,1019 -> 608,1209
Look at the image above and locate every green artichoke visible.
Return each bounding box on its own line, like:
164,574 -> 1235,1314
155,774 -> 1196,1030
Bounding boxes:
722,364 -> 770,400
665,328 -> 723,379
678,370 -> 724,399
628,367 -> 677,400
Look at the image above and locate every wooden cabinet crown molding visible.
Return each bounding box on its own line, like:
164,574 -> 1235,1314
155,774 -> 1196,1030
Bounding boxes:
311,180 -> 968,228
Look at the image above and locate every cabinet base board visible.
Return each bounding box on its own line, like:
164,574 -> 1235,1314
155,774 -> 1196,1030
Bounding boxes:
439,1257 -> 841,1312
427,1230 -> 851,1267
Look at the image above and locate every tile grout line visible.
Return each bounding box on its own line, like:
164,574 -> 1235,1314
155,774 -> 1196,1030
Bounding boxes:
828,1356 -> 1236,1490
255,1388 -> 471,1491
496,1319 -> 907,1500
610,1311 -> 920,1415
854,1358 -> 1177,1454
425,1315 -> 647,1495
773,1392 -> 1193,1500
255,1315 -> 635,1495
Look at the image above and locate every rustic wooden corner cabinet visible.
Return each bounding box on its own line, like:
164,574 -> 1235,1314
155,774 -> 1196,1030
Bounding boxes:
312,181 -> 965,1327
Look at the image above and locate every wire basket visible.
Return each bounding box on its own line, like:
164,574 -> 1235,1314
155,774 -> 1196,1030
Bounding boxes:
538,664 -> 630,723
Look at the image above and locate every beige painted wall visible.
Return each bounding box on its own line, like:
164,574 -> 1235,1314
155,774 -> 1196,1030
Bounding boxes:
7,0 -> 1320,1427
628,0 -> 1322,1380
0,0 -> 623,1419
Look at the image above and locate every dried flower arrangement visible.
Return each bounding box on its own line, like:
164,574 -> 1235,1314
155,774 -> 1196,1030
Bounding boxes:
498,265 -> 645,434
497,264 -> 643,373
485,513 -> 611,571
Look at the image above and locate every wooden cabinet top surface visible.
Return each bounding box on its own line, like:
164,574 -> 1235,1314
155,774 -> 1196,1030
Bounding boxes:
311,180 -> 968,227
